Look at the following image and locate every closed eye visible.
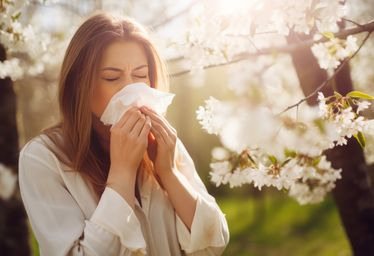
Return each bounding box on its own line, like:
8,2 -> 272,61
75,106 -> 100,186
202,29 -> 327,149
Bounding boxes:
101,74 -> 147,82
102,77 -> 119,82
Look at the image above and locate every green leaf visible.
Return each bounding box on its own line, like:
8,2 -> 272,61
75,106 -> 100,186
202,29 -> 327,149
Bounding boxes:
322,31 -> 335,40
284,149 -> 297,158
354,132 -> 366,148
342,99 -> 350,109
11,11 -> 21,21
268,155 -> 278,165
346,91 -> 374,100
313,118 -> 326,134
246,153 -> 256,165
312,156 -> 321,167
281,158 -> 292,167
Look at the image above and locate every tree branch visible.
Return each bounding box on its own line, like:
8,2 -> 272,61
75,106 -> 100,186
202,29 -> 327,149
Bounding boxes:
278,31 -> 372,115
169,19 -> 374,77
29,0 -> 84,16
151,0 -> 200,30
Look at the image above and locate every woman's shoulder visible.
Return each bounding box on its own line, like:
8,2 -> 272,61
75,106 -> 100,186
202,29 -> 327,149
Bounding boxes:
20,133 -> 56,158
18,133 -> 70,204
19,131 -> 68,172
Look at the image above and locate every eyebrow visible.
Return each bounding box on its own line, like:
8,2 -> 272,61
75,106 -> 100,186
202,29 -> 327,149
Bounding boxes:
100,64 -> 148,72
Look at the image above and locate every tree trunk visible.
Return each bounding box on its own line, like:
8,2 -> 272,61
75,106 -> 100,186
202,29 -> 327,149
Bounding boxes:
287,30 -> 374,255
0,44 -> 30,255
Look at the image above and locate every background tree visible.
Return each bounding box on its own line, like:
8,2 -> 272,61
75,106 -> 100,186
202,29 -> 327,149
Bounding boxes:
1,0 -> 374,255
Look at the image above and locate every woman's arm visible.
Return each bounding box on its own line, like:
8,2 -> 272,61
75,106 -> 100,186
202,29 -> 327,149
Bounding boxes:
160,138 -> 230,256
18,138 -> 147,256
139,106 -> 229,255
158,167 -> 198,231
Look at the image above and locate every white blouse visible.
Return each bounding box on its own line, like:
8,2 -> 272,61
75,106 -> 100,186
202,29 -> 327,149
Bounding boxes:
18,133 -> 229,256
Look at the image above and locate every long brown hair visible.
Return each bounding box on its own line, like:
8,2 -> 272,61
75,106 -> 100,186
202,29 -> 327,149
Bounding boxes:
40,12 -> 170,200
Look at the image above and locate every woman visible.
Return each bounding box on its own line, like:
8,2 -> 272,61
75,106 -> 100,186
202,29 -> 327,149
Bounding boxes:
18,12 -> 229,256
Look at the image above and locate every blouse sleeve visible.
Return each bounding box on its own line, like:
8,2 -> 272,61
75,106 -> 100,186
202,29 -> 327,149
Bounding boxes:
174,138 -> 230,255
18,139 -> 147,256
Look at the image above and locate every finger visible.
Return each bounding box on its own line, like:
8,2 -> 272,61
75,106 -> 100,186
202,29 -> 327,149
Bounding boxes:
151,121 -> 169,144
147,116 -> 176,143
139,107 -> 177,146
121,110 -> 146,133
142,106 -> 171,124
128,114 -> 146,136
117,106 -> 141,128
139,107 -> 170,126
139,116 -> 152,138
111,106 -> 139,131
140,107 -> 176,136
150,125 -> 165,144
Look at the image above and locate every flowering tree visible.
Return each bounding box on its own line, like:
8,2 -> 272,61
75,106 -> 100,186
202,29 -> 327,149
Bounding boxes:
165,0 -> 373,202
1,0 -> 374,254
162,0 -> 374,254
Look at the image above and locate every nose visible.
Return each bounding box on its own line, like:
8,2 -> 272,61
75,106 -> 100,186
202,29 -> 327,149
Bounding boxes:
122,74 -> 135,87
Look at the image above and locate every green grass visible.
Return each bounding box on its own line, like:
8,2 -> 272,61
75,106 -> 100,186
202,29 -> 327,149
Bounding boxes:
29,192 -> 351,256
218,192 -> 351,256
28,221 -> 39,256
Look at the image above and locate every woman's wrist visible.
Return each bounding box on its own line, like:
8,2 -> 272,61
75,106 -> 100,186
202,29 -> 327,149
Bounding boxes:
107,165 -> 137,183
157,168 -> 178,188
106,167 -> 138,209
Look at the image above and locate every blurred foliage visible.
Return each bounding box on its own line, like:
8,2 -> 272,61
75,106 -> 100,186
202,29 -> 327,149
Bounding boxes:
219,193 -> 350,256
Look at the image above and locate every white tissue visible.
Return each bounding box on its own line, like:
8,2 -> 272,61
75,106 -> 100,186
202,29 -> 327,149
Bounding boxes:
100,82 -> 175,126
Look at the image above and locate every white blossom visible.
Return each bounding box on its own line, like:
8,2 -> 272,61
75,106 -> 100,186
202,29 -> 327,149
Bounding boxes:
0,0 -> 58,81
211,147 -> 230,161
356,101 -> 371,114
203,88 -> 373,204
318,92 -> 328,117
0,163 -> 17,200
209,161 -> 232,187
0,58 -> 24,80
196,96 -> 234,135
311,35 -> 359,70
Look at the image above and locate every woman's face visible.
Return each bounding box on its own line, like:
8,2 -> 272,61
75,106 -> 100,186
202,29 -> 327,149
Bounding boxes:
91,39 -> 150,119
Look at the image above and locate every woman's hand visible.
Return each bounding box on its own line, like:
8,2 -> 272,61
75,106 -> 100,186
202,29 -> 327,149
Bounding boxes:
106,106 -> 152,208
108,106 -> 152,183
139,105 -> 177,180
140,107 -> 199,231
